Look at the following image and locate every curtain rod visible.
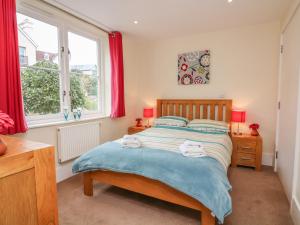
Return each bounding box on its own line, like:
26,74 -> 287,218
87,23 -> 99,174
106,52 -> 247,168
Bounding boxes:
41,0 -> 111,34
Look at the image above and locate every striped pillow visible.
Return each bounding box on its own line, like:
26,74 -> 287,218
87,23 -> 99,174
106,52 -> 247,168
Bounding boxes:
187,119 -> 229,133
153,116 -> 189,127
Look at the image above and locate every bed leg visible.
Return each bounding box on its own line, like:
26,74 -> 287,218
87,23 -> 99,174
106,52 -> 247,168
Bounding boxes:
201,210 -> 215,225
83,172 -> 93,196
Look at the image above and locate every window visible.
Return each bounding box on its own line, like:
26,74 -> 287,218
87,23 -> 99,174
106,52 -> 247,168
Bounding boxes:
17,13 -> 61,117
16,9 -> 106,125
19,46 -> 27,65
68,32 -> 99,112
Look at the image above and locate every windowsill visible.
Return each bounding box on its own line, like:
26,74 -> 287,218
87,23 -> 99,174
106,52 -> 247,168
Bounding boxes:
28,115 -> 110,129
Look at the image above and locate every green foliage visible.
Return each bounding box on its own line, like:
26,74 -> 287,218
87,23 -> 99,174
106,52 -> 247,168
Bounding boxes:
82,75 -> 97,96
21,61 -> 60,115
70,69 -> 98,111
70,74 -> 86,110
70,69 -> 98,96
21,61 -> 88,115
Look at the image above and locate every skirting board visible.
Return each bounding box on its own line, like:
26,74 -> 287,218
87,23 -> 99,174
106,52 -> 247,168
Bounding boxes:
56,160 -> 75,183
291,197 -> 300,225
262,152 -> 274,167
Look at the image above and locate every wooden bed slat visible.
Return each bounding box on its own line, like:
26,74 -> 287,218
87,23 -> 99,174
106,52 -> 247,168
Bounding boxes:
188,103 -> 193,120
203,105 -> 208,119
169,104 -> 174,115
218,104 -> 223,121
163,104 -> 168,116
182,104 -> 187,118
175,103 -> 180,116
195,104 -> 200,119
210,104 -> 215,120
157,100 -> 162,117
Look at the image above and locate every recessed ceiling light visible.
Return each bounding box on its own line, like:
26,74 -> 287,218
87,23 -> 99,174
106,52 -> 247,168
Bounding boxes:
228,0 -> 233,2
133,20 -> 139,24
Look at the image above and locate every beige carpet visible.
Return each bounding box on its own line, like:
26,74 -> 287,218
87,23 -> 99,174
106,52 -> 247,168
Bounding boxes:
58,166 -> 294,225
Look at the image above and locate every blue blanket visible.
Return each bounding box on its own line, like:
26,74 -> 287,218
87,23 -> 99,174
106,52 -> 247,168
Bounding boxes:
72,142 -> 232,223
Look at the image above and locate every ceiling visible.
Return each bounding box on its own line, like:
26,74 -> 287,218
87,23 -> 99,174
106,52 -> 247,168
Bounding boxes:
50,0 -> 292,39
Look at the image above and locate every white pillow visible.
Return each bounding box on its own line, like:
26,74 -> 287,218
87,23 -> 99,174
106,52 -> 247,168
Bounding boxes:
153,116 -> 189,127
187,119 -> 229,133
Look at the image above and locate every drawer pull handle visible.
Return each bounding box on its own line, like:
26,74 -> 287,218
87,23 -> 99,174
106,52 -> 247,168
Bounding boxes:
240,146 -> 252,149
240,157 -> 253,161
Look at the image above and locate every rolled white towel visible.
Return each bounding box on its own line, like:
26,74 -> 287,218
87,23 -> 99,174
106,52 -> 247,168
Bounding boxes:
123,135 -> 138,141
121,135 -> 141,148
183,140 -> 204,147
179,143 -> 207,158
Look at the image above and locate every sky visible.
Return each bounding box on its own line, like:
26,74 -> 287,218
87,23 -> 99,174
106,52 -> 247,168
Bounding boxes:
17,13 -> 97,66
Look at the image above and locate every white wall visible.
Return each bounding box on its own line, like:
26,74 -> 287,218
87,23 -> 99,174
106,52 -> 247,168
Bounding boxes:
136,22 -> 281,163
14,35 -> 141,182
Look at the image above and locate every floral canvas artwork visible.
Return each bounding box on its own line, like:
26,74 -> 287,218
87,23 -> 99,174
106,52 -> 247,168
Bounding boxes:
178,50 -> 210,85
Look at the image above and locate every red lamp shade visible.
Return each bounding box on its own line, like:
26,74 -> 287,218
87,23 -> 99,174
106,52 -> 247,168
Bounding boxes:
143,108 -> 154,118
231,110 -> 246,123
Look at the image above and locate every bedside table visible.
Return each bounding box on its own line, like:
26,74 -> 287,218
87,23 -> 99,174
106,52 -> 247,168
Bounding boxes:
231,133 -> 263,171
128,126 -> 147,135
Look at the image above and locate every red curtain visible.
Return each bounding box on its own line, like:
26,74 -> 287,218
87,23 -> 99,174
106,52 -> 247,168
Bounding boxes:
109,31 -> 125,118
0,0 -> 28,134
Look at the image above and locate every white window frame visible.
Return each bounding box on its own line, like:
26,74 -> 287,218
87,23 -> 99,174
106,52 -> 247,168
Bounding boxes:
17,3 -> 109,127
65,26 -> 105,116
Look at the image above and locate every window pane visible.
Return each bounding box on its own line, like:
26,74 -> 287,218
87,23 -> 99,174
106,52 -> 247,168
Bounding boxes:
70,74 -> 98,111
68,32 -> 99,112
17,13 -> 61,116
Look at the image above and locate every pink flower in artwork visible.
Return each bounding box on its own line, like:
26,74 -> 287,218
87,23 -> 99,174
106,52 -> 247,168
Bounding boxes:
181,63 -> 188,71
181,74 -> 193,85
0,111 -> 14,134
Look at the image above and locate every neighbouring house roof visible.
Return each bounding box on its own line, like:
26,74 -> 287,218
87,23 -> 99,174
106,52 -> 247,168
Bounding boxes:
18,26 -> 38,48
36,50 -> 58,62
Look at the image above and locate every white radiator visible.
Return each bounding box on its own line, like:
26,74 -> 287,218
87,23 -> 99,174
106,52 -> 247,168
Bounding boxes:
57,122 -> 100,163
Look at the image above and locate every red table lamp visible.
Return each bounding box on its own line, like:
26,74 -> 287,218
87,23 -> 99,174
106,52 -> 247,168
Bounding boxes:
143,108 -> 154,128
232,110 -> 246,135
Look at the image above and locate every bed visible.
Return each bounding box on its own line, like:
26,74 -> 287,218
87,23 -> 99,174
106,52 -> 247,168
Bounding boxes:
73,99 -> 233,225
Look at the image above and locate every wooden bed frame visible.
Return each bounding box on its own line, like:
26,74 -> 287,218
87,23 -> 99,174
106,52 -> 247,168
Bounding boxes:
83,99 -> 232,225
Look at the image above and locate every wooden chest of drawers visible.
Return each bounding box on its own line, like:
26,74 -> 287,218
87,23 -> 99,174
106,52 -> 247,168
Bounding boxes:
0,135 -> 58,225
231,133 -> 263,171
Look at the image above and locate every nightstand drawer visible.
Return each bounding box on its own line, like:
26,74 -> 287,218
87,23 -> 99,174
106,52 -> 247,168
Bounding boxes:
237,153 -> 256,166
237,141 -> 256,154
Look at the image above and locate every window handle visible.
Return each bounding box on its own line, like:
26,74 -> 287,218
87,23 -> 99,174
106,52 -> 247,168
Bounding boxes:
63,90 -> 66,102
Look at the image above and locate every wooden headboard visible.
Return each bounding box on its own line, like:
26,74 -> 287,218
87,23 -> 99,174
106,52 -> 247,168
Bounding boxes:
156,99 -> 232,123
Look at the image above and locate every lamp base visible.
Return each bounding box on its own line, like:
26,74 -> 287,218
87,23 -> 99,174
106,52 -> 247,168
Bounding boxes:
234,123 -> 243,136
144,119 -> 151,128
